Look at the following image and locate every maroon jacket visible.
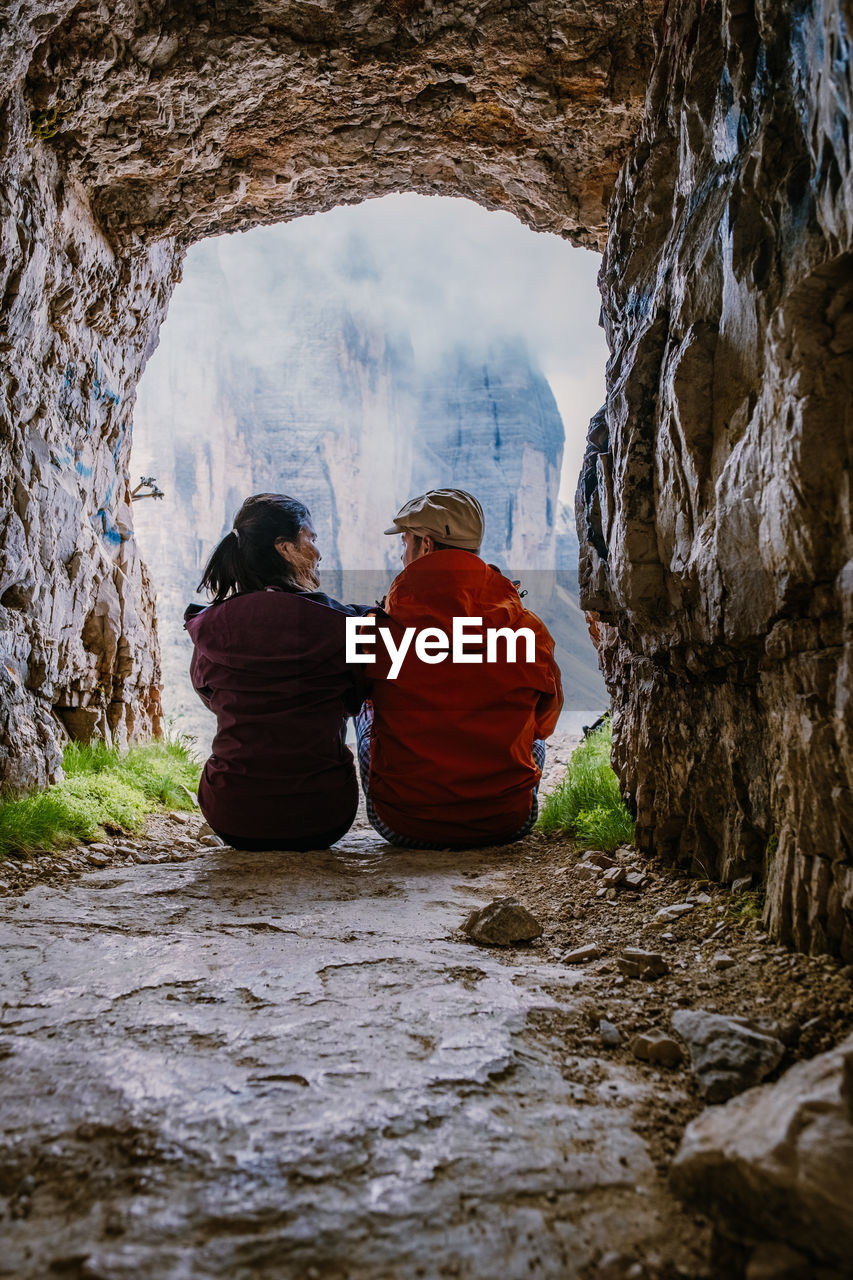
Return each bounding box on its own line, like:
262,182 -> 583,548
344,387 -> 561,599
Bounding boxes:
185,587 -> 365,840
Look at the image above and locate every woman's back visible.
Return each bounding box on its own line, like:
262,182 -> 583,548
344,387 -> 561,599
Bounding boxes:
186,588 -> 362,842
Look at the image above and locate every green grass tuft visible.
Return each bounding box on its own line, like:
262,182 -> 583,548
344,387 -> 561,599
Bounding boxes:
0,734 -> 201,860
62,739 -> 121,777
537,720 -> 635,852
67,735 -> 201,806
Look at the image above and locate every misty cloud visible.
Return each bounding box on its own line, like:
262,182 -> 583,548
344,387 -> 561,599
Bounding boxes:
200,193 -> 607,491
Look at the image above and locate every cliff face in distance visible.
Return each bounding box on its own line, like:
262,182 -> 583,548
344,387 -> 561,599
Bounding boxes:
131,227 -> 605,748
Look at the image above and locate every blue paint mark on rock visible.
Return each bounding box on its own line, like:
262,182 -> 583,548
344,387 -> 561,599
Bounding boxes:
111,422 -> 127,462
93,507 -> 123,546
92,350 -> 121,407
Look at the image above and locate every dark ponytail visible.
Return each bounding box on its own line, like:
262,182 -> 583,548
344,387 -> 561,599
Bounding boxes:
197,493 -> 312,604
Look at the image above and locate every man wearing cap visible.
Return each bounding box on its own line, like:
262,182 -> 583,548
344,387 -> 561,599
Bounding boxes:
354,488 -> 563,848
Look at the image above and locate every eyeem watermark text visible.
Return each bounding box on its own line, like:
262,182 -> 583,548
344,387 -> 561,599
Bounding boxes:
346,616 -> 536,679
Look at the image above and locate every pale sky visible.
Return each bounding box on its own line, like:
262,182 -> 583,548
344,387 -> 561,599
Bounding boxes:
218,192 -> 608,502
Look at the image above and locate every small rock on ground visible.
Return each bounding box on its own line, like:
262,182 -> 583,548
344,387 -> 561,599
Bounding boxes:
562,943 -> 601,963
599,1019 -> 622,1047
583,851 -> 618,870
462,897 -> 543,946
671,1033 -> 853,1270
629,1031 -> 683,1068
671,1009 -> 785,1102
653,903 -> 694,925
618,948 -> 669,980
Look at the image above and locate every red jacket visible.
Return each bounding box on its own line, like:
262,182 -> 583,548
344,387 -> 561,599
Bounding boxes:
186,588 -> 363,840
367,551 -> 562,843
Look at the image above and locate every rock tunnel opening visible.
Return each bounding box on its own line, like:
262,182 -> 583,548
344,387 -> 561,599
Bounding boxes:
128,193 -> 610,750
0,0 -> 851,957
3,0 -> 651,790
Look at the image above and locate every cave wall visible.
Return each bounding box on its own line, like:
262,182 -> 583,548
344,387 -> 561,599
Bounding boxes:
0,87 -> 174,782
578,0 -> 853,957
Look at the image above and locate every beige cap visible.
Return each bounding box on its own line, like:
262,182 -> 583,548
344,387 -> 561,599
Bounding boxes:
384,488 -> 485,550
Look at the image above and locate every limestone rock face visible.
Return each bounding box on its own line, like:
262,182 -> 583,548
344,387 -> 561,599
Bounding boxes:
8,0 -> 660,250
0,116 -> 169,779
671,1032 -> 853,1270
577,0 -> 853,957
132,232 -> 567,577
130,230 -> 605,747
0,0 -> 656,789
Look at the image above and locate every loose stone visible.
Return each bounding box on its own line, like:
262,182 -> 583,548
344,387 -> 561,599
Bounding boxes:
670,1009 -> 785,1102
583,851 -> 618,870
461,898 -> 543,946
671,1033 -> 853,1269
618,948 -> 669,980
599,1019 -> 621,1047
629,1031 -> 683,1068
602,866 -> 626,887
561,944 -> 601,963
576,863 -> 602,881
623,870 -> 648,890
652,903 -> 694,925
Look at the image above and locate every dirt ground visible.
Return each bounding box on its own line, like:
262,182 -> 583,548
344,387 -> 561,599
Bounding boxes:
0,734 -> 850,1278
504,831 -> 853,1158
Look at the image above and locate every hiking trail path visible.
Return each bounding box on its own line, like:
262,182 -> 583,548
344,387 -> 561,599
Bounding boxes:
3,737 -> 847,1278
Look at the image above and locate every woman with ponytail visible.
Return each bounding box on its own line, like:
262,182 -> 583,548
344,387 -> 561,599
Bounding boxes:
184,493 -> 369,851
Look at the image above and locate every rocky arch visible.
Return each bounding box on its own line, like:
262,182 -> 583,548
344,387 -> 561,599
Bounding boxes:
0,0 -> 659,786
1,0 -> 851,956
